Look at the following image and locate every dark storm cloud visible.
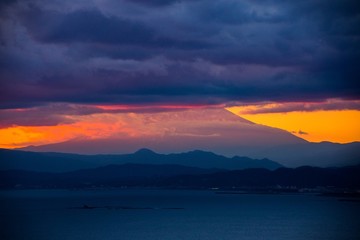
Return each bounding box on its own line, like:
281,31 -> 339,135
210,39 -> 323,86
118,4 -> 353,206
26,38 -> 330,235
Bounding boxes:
123,0 -> 198,7
0,0 -> 359,110
22,8 -> 210,49
0,0 -> 17,11
24,9 -> 154,44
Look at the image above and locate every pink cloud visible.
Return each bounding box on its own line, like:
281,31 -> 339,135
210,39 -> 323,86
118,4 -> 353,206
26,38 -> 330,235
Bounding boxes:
233,99 -> 360,114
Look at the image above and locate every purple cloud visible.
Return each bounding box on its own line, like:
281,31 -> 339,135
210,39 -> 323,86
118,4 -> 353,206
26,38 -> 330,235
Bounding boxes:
0,0 -> 359,110
235,99 -> 360,114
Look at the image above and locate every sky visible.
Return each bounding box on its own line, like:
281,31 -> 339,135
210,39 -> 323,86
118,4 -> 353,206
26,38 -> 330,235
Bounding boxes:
0,0 -> 360,151
227,100 -> 360,143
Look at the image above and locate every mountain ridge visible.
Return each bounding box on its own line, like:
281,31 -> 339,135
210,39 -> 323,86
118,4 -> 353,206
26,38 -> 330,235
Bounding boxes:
15,139 -> 360,167
0,148 -> 282,172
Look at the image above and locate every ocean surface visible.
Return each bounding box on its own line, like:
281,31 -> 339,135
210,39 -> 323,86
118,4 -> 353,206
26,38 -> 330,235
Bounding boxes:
0,189 -> 359,240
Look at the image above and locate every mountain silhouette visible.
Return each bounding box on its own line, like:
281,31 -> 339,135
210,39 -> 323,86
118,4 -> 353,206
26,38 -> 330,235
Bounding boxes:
0,148 -> 282,172
134,148 -> 158,156
18,108 -> 306,156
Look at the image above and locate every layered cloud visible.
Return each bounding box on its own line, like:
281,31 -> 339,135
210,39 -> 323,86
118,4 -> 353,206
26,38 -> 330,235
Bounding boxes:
1,0 -> 359,110
1,0 -> 360,149
0,103 -> 221,128
0,108 -> 304,151
228,99 -> 360,114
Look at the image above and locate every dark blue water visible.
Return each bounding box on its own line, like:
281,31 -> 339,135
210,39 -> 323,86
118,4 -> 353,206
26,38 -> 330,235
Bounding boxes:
0,189 -> 359,240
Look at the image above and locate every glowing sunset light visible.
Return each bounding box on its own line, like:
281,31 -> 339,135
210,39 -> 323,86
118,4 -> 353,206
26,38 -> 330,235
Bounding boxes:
0,113 -> 142,149
227,107 -> 360,143
94,104 -> 220,111
0,127 -> 45,149
1,1 -> 360,239
0,0 -> 359,163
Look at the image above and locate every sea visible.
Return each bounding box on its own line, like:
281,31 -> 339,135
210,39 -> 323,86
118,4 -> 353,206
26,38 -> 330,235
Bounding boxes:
0,189 -> 359,240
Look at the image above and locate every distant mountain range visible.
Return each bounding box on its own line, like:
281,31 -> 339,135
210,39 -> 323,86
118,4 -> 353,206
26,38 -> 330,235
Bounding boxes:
0,148 -> 282,172
1,163 -> 359,189
234,141 -> 360,167
1,147 -> 359,189
12,109 -> 360,167
18,139 -> 360,168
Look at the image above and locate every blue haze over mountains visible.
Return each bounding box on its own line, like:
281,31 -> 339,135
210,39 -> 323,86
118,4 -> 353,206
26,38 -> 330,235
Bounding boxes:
15,109 -> 360,168
0,148 -> 282,172
1,148 -> 360,189
18,140 -> 360,168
